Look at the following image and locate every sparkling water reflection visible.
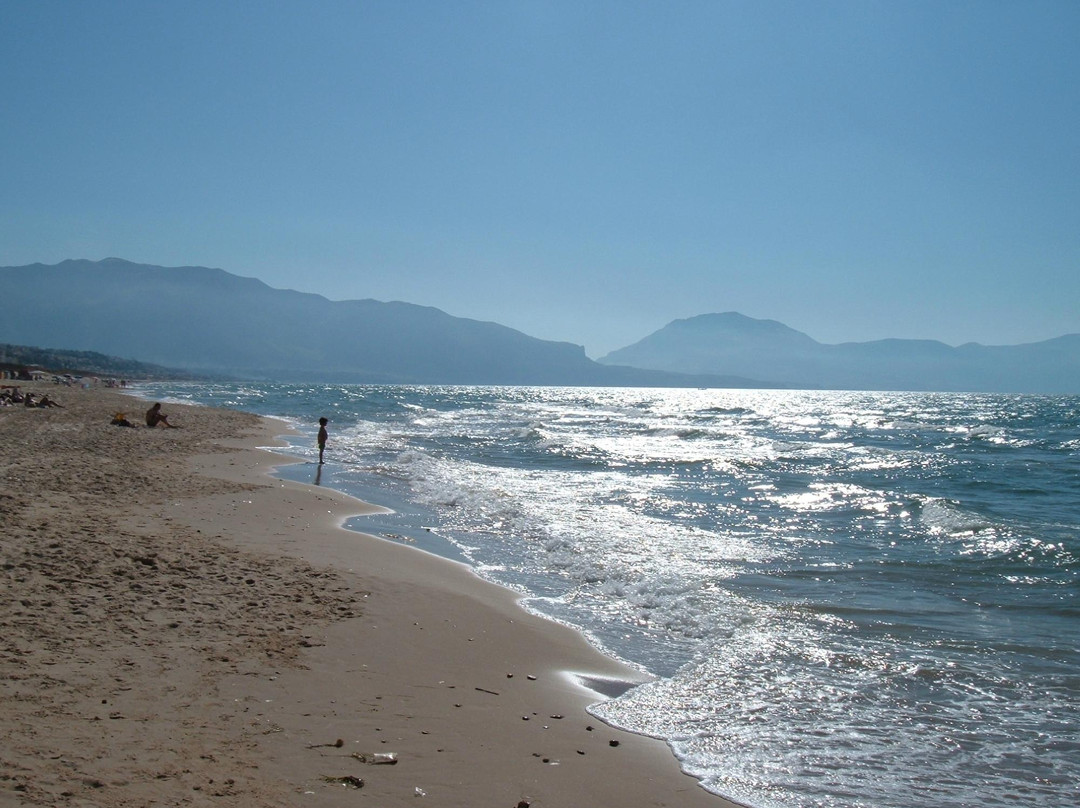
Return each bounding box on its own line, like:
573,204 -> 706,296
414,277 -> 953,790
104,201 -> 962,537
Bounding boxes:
136,383 -> 1080,808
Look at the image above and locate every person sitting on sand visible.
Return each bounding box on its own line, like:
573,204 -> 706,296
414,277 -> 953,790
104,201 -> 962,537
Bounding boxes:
37,394 -> 63,408
111,412 -> 136,427
145,402 -> 177,428
23,393 -> 37,407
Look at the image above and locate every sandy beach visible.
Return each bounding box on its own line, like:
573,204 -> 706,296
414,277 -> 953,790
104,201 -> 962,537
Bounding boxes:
1,385 -> 737,807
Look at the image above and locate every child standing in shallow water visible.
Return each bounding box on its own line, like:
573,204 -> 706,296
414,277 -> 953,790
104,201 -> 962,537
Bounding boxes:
317,417 -> 328,464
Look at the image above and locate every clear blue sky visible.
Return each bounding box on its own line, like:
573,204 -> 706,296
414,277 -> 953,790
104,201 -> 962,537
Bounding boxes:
2,1 -> 1078,357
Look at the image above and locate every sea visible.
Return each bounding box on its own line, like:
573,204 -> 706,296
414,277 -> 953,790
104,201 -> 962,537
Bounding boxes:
133,382 -> 1079,808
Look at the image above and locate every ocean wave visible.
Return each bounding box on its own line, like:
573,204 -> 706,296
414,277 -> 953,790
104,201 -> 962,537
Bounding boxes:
919,498 -> 996,535
700,406 -> 754,416
639,425 -> 710,440
133,381 -> 1080,808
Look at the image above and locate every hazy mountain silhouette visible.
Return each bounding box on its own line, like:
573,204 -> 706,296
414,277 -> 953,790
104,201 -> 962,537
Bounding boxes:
0,259 -> 766,387
599,312 -> 1080,393
0,342 -> 206,380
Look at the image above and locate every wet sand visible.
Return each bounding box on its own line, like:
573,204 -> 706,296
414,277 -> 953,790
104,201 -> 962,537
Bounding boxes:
1,386 -> 739,807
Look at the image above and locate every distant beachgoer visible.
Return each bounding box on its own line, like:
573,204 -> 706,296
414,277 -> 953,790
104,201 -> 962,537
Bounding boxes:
318,417 -> 329,464
23,393 -> 36,407
37,394 -> 63,408
145,402 -> 176,428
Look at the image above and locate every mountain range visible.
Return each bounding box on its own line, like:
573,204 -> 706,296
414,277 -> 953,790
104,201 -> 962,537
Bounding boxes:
0,259 -> 761,387
599,312 -> 1080,393
1,259 -> 1075,392
0,343 -> 202,381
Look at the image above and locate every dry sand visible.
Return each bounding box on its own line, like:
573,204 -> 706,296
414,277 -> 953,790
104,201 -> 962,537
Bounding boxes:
1,386 -> 740,807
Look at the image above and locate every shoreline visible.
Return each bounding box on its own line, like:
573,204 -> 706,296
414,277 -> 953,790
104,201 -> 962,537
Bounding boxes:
2,385 -> 739,806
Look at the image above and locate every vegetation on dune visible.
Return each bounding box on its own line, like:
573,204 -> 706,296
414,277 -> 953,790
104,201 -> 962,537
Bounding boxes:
0,342 -> 205,380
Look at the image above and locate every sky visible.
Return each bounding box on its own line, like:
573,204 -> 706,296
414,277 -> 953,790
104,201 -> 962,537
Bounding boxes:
2,1 -> 1078,358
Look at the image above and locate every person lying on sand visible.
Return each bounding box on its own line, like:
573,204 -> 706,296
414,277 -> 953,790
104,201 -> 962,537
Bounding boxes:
111,412 -> 136,427
145,402 -> 178,428
37,394 -> 64,408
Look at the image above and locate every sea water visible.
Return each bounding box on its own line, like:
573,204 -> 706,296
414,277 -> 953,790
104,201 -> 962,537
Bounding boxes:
134,383 -> 1079,808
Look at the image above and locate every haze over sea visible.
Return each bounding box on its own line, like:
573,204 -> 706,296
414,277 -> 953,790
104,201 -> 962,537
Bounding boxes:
137,382 -> 1079,808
